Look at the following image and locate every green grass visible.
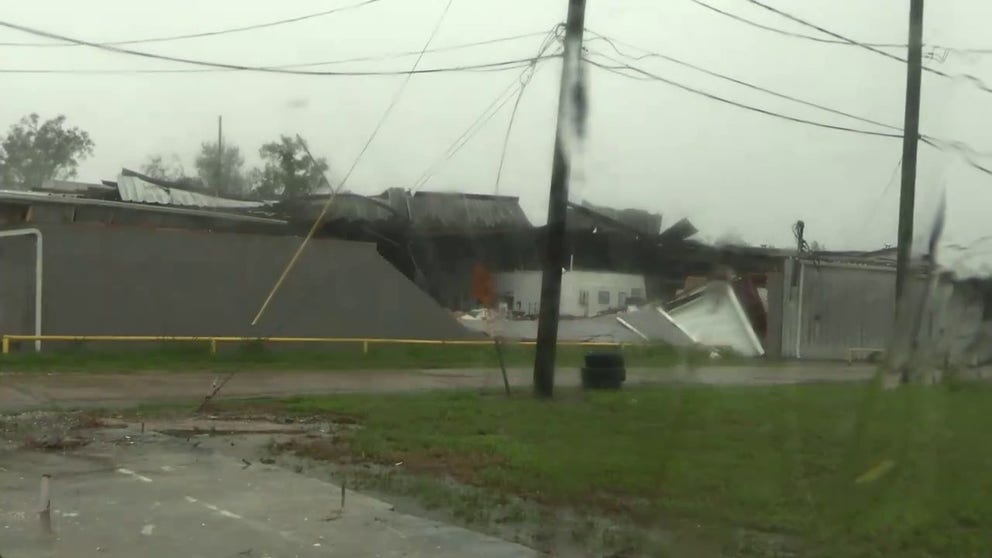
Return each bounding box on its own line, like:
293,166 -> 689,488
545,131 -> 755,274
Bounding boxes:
0,341 -> 696,373
250,381 -> 992,557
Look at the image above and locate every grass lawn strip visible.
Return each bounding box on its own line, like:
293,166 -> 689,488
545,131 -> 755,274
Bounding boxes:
221,383 -> 992,557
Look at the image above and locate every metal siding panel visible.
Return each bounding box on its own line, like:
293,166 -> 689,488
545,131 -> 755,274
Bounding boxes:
780,259 -> 799,358
0,235 -> 36,337
765,271 -> 784,358
32,224 -> 476,341
799,265 -> 896,360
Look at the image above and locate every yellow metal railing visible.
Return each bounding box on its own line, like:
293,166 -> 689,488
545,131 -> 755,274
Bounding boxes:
0,335 -> 623,355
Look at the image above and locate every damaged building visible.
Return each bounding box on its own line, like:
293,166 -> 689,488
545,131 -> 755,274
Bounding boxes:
0,171 -> 478,350
284,191 -> 701,316
9,167 -> 980,365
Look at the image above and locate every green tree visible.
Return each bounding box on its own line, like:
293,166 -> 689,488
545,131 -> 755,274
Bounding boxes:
0,114 -> 94,190
195,142 -> 248,197
252,135 -> 328,200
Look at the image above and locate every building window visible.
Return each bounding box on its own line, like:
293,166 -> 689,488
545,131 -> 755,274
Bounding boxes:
598,290 -> 610,305
579,290 -> 589,306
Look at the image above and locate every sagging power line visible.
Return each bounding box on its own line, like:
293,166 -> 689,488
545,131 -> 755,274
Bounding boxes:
737,0 -> 992,95
0,0 -> 385,47
0,31 -> 554,74
585,30 -> 898,132
0,18 -> 560,77
584,52 -> 901,139
251,0 -> 457,325
413,27 -> 562,192
689,0 -> 992,55
585,42 -> 992,178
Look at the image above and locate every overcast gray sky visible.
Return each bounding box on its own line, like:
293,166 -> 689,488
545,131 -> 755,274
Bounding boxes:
4,0 -> 992,251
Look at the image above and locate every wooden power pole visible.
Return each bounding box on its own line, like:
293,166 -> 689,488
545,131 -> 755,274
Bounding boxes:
533,0 -> 586,398
895,0 -> 924,300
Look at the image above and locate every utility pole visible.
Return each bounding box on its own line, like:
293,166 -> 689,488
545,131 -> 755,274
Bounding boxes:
216,115 -> 224,197
532,0 -> 586,398
892,0 -> 924,383
895,0 -> 924,300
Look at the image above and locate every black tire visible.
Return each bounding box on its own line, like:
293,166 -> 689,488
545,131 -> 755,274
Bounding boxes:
581,366 -> 625,390
584,351 -> 625,369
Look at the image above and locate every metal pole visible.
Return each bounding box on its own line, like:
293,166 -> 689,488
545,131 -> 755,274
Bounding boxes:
533,0 -> 586,398
216,115 -> 223,196
895,0 -> 924,300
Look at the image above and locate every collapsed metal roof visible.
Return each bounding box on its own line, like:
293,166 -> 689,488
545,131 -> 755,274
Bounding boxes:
284,188 -> 534,233
386,189 -> 532,233
567,201 -> 663,236
117,169 -> 266,209
38,179 -> 116,198
0,189 -> 287,228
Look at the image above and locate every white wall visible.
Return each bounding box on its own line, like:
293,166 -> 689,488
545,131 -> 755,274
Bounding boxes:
496,270 -> 646,317
495,271 -> 543,315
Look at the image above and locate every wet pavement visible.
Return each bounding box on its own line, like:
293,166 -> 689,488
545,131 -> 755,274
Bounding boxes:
0,423 -> 539,558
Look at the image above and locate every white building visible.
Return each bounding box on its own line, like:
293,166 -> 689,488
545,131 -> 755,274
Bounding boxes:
495,270 -> 646,317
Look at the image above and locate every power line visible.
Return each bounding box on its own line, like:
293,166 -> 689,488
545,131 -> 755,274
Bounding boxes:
0,31 -> 553,74
252,0 -> 456,325
412,77 -> 525,191
494,74 -> 532,195
687,0 -> 902,48
688,0 -> 992,55
856,156 -> 902,240
588,31 -> 992,161
739,0 -> 992,95
279,30 -> 551,68
0,56 -> 555,76
586,46 -> 992,178
332,0 -> 458,195
413,29 -> 561,191
921,137 -> 992,177
584,52 -> 901,139
0,0 -> 385,47
585,31 -> 897,132
0,18 -> 560,77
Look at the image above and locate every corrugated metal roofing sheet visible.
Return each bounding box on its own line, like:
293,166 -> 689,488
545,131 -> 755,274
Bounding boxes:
568,201 -> 663,236
283,193 -> 401,225
0,189 -> 286,226
117,173 -> 265,209
404,191 -> 531,231
289,188 -> 533,232
38,179 -> 116,196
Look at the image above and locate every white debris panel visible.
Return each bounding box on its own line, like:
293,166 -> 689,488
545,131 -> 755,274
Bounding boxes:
664,282 -> 765,357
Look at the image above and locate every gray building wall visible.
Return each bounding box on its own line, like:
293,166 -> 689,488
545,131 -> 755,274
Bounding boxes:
914,277 -> 992,367
774,257 -> 989,363
0,224 -> 475,347
0,234 -> 36,337
764,271 -> 784,359
780,259 -> 904,360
